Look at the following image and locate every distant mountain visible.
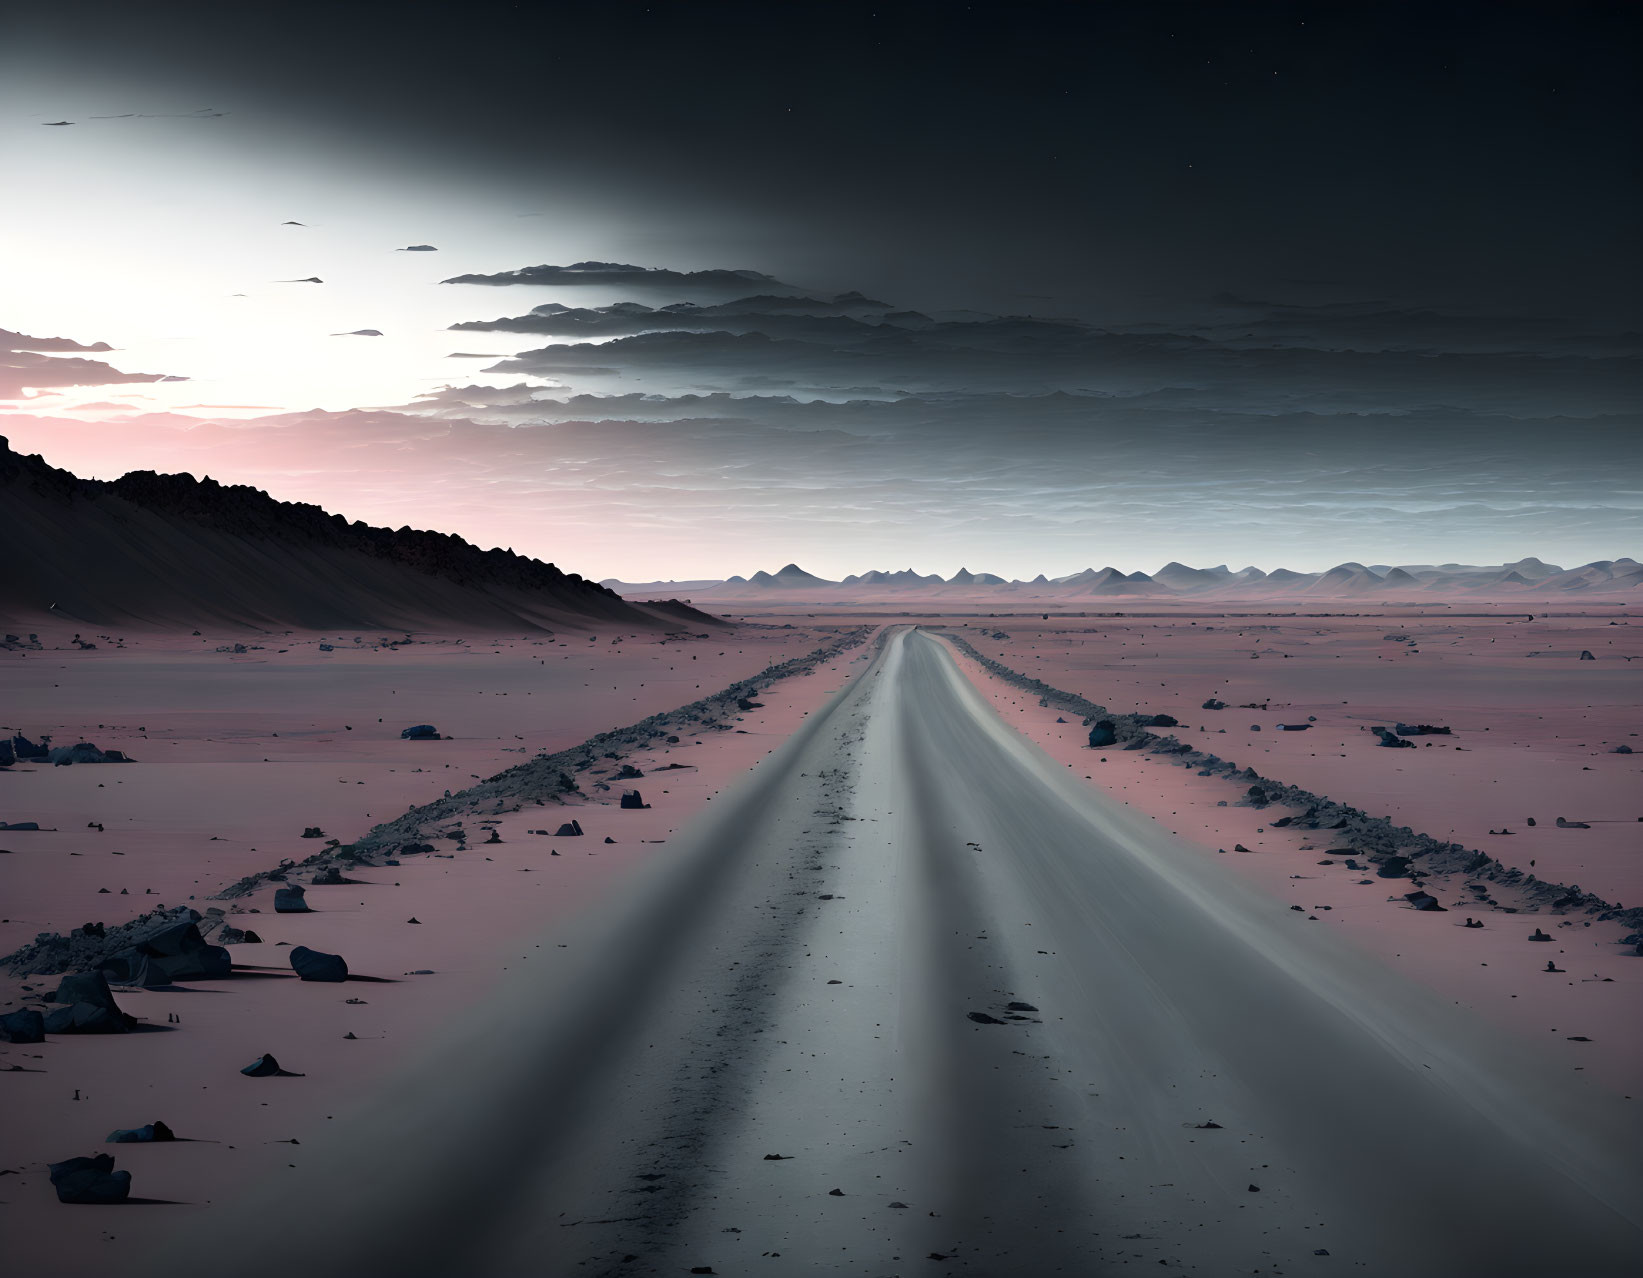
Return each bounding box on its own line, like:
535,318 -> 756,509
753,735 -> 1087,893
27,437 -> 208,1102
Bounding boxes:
949,567 -> 1007,586
607,554 -> 1641,603
0,437 -> 718,632
749,563 -> 835,588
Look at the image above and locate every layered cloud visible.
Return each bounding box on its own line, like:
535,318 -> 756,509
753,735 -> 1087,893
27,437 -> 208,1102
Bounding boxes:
441,261 -> 794,291
2,327 -> 183,398
438,282 -> 1640,417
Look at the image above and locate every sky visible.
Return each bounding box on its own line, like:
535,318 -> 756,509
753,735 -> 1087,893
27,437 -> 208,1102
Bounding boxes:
2,0 -> 1638,581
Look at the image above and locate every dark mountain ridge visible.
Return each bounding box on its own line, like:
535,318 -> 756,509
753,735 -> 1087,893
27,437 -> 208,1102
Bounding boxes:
0,437 -> 717,632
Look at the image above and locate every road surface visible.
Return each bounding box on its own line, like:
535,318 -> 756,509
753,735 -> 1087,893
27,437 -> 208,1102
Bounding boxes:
177,626 -> 1643,1276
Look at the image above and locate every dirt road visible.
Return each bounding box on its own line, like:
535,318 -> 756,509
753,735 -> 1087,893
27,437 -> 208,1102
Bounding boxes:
173,626 -> 1643,1276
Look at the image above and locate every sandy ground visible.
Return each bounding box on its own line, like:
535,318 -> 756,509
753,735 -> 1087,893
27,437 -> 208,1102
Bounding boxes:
0,622 -> 827,958
5,607 -> 1639,1273
0,622 -> 863,1269
135,628 -> 1643,1277
949,609 -> 1643,906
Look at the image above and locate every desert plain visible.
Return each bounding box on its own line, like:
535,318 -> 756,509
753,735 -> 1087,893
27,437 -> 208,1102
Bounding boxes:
3,590 -> 1639,1275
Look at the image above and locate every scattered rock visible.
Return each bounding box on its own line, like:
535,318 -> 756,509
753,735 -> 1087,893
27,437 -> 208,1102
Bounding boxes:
100,919 -> 231,986
45,972 -> 135,1034
967,1011 -> 1005,1025
0,1007 -> 45,1042
48,1154 -> 131,1204
274,885 -> 310,913
290,946 -> 348,982
107,1120 -> 175,1144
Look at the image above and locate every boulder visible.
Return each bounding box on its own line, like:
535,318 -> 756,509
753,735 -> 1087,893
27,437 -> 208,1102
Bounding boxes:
107,1120 -> 175,1144
44,1002 -> 134,1034
1394,723 -> 1451,736
736,697 -> 764,712
290,946 -> 348,982
400,724 -> 442,740
1555,817 -> 1591,829
554,820 -> 584,837
11,733 -> 51,760
0,1007 -> 45,1042
240,1053 -> 283,1077
1403,891 -> 1446,912
1375,855 -> 1412,878
48,742 -> 132,765
48,1154 -> 131,1204
620,790 -> 650,810
1145,713 -> 1179,727
274,885 -> 311,913
1201,699 -> 1226,711
98,949 -> 167,987
52,971 -> 121,1013
301,826 -> 325,838
616,763 -> 643,779
1579,650 -> 1595,660
1087,721 -> 1117,748
100,920 -> 232,985
1528,928 -> 1552,942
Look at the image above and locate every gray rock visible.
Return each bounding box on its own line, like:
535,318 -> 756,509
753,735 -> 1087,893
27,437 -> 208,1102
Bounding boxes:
107,1120 -> 175,1144
48,1154 -> 131,1204
274,885 -> 310,913
290,945 -> 348,982
0,1007 -> 45,1042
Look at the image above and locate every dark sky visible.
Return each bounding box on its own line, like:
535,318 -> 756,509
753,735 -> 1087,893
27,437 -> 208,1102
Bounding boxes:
15,0 -> 1639,321
3,2 -> 1638,577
